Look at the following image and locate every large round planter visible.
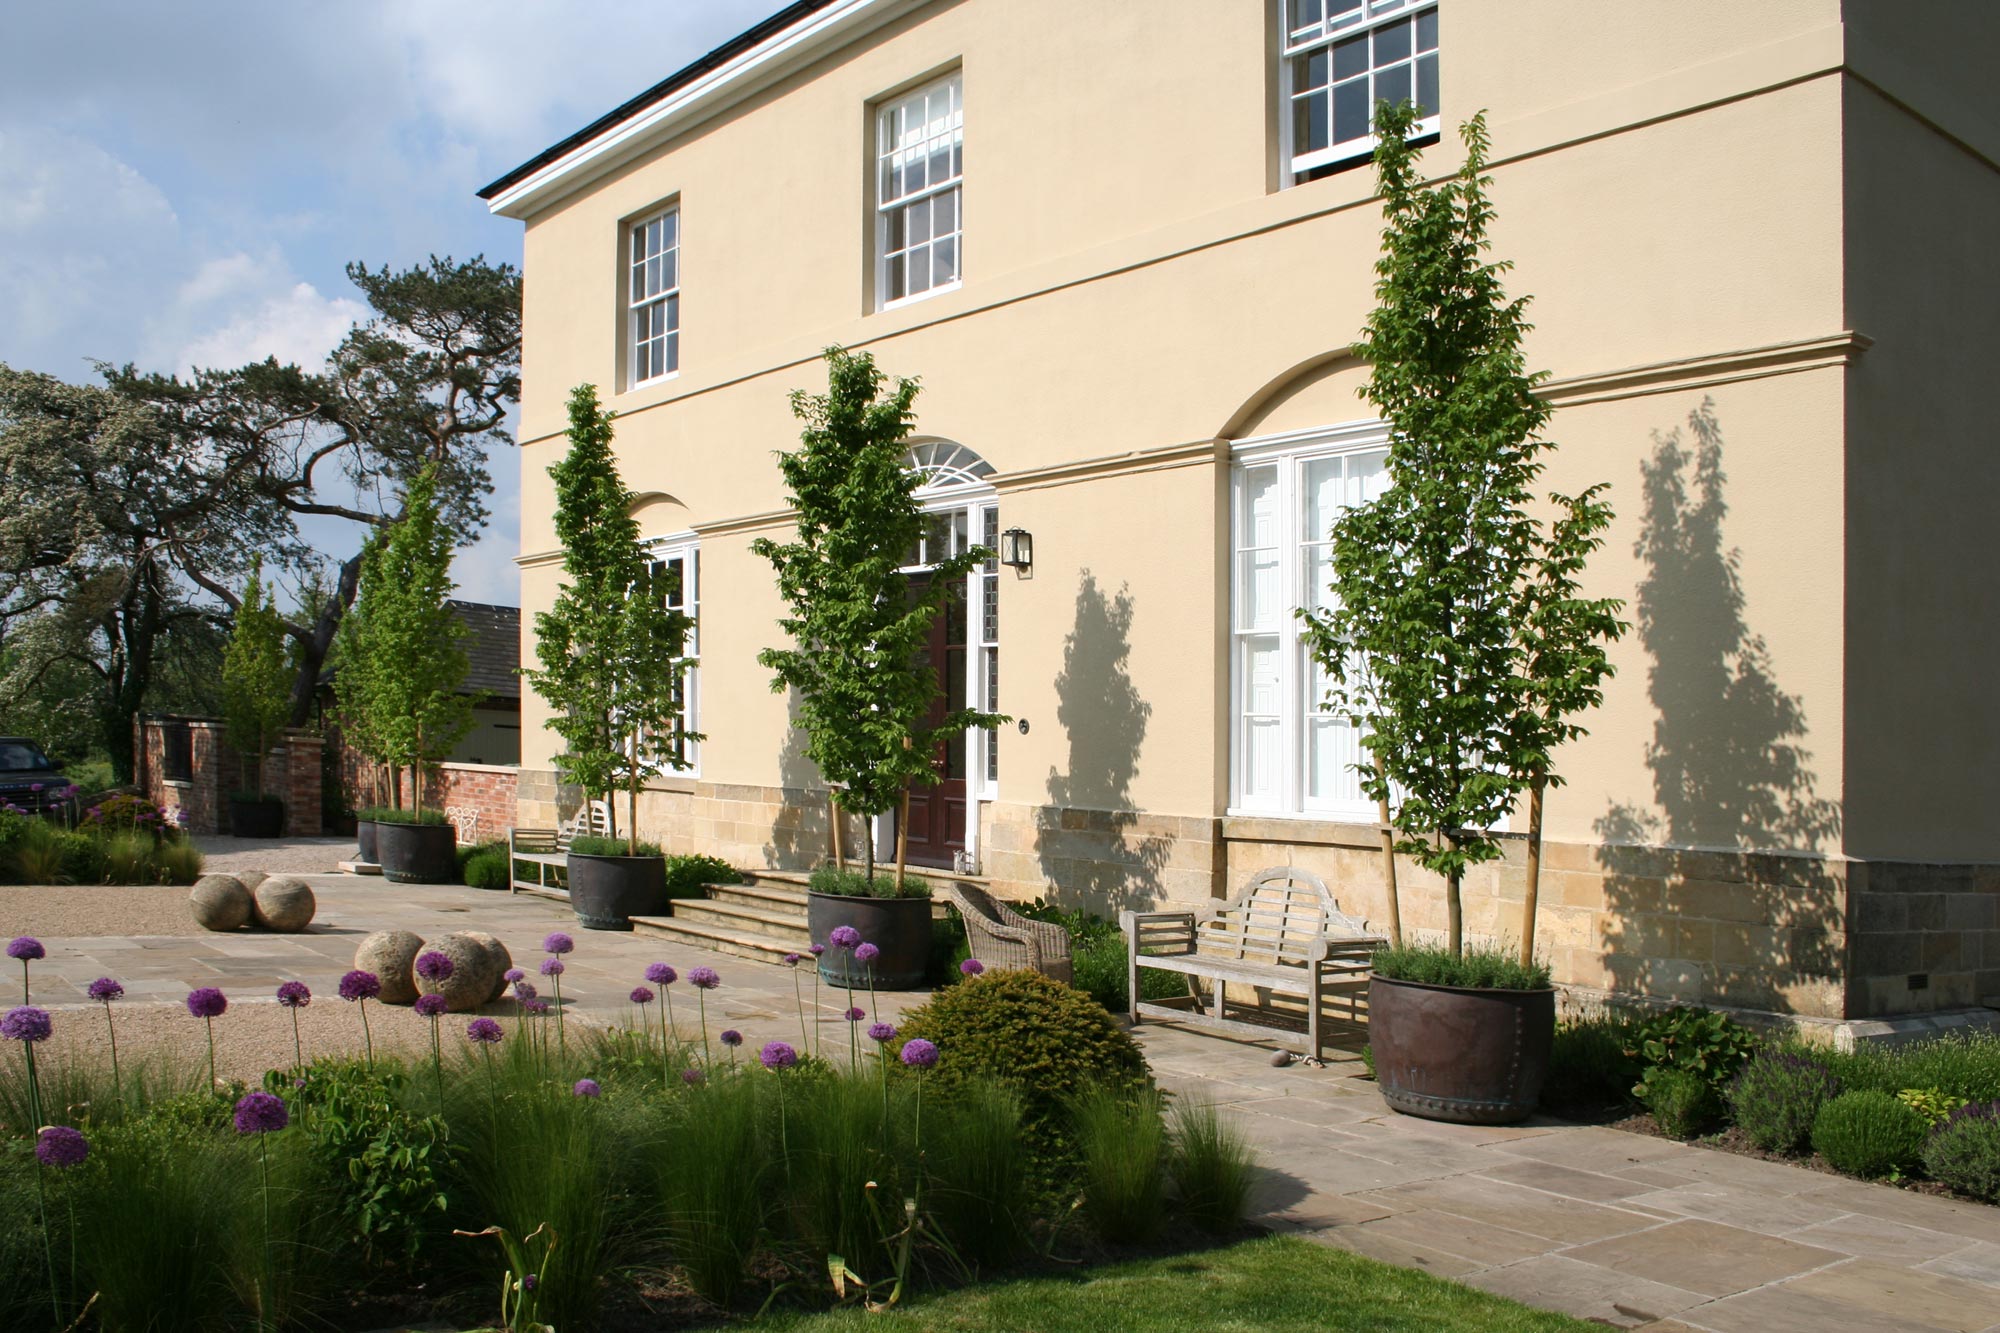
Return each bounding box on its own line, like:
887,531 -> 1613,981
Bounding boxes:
355,819 -> 379,865
809,892 -> 932,991
228,797 -> 285,839
567,853 -> 668,931
1368,975 -> 1555,1125
375,822 -> 458,885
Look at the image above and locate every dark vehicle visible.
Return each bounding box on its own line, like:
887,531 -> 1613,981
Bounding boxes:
0,738 -> 72,816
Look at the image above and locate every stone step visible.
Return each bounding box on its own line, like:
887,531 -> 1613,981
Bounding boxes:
702,881 -> 809,915
671,897 -> 812,943
337,860 -> 384,876
628,914 -> 803,965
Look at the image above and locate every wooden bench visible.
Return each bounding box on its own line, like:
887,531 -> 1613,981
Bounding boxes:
508,801 -> 611,897
1120,866 -> 1385,1063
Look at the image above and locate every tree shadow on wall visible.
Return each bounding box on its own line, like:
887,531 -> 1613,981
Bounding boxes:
1593,400 -> 1845,1013
1036,571 -> 1172,914
762,689 -> 834,872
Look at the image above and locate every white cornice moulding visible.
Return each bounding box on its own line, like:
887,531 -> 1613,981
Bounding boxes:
487,0 -> 919,220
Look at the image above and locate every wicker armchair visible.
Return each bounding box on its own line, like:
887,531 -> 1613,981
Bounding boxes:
945,883 -> 1074,984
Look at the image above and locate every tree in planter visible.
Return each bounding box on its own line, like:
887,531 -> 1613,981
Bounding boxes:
526,385 -> 694,854
1300,103 -> 1623,958
753,348 -> 1003,887
351,465 -> 475,819
331,533 -> 393,809
220,557 -> 293,808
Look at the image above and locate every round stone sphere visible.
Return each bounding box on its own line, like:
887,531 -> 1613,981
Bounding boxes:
458,930 -> 514,1002
422,932 -> 500,1012
251,876 -> 316,932
353,929 -> 425,1005
188,874 -> 252,931
236,870 -> 269,894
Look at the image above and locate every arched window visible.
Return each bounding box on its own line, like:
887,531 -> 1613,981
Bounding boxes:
905,439 -> 996,499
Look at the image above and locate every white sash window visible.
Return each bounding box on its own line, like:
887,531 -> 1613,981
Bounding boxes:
1282,0 -> 1439,181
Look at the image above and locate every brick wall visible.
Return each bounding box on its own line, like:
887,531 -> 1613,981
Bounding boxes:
138,718 -> 322,835
423,764 -> 518,845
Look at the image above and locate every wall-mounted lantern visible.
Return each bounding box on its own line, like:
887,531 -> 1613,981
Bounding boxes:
998,527 -> 1033,569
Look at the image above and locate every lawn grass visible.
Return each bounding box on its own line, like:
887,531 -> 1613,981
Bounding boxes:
758,1233 -> 1596,1333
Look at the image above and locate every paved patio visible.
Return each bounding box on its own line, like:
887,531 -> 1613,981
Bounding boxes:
18,875 -> 2000,1332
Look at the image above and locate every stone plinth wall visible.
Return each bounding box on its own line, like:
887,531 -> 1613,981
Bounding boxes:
138,718 -> 322,836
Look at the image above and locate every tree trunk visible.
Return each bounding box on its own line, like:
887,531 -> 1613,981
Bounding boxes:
285,550 -> 364,728
864,811 -> 876,883
627,730 -> 641,857
1520,776 -> 1546,967
829,792 -> 844,870
1373,751 -> 1402,947
894,784 -> 911,890
1446,863 -> 1464,958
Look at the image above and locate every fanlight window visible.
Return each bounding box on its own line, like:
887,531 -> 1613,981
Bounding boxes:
905,440 -> 995,497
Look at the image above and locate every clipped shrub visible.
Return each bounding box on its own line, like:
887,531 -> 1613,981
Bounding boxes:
1641,1067 -> 1715,1139
809,863 -> 932,900
663,853 -> 739,898
568,834 -> 663,857
1812,1089 -> 1928,1178
1627,1005 -> 1759,1099
1071,1082 -> 1166,1244
1542,1014 -> 1641,1113
1728,1051 -> 1841,1153
1897,1087 -> 1969,1128
1370,943 -> 1551,991
1921,1101 -> 2000,1202
892,969 -> 1152,1163
1167,1098 -> 1257,1233
367,807 -> 449,826
459,842 -> 510,890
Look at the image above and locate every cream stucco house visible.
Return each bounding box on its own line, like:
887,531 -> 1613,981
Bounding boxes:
481,0 -> 2000,1025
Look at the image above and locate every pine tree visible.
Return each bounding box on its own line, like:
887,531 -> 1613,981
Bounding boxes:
753,348 -> 1003,885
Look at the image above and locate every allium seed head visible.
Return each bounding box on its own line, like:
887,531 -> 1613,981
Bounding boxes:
414,951 -> 455,982
542,932 -> 574,956
630,985 -> 655,1005
466,1017 -> 504,1044
540,957 -> 565,977
645,962 -> 677,985
7,937 -> 45,962
720,1029 -> 742,1047
828,926 -> 862,950
854,942 -> 880,964
868,1022 -> 897,1043
414,994 -> 448,1018
186,987 -> 227,1019
0,1007 -> 50,1043
572,1078 -> 601,1098
759,1041 -> 798,1070
276,981 -> 311,1008
35,1125 -> 88,1168
959,958 -> 985,976
87,977 -> 124,1003
900,1038 -> 939,1069
689,967 -> 719,990
233,1091 -> 289,1135
339,970 -> 381,1002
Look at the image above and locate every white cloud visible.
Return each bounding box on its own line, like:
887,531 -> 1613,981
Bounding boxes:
173,279 -> 368,376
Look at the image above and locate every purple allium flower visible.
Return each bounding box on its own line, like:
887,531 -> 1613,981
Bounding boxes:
759,1041 -> 798,1069
414,994 -> 449,1018
900,1038 -> 939,1069
233,1090 -> 289,1135
414,951 -> 455,983
828,926 -> 862,951
843,1006 -> 866,1022
503,967 -> 525,984
645,962 -> 677,985
7,937 -> 44,962
0,1006 -> 48,1044
681,1067 -> 706,1086
186,987 -> 227,1019
689,967 -> 719,990
339,970 -> 381,1002
542,932 -> 574,956
809,944 -> 826,957
572,1078 -> 601,1099
854,942 -> 880,964
276,981 -> 311,1008
513,981 -> 539,1002
35,1126 -> 88,1168
466,1017 -> 503,1044
783,952 -> 802,965
87,977 -> 124,1003
868,1022 -> 897,1043
630,985 -> 655,1005
540,957 -> 565,977
960,958 -> 985,976
523,998 -> 550,1016
523,1274 -> 537,1292
720,1029 -> 742,1047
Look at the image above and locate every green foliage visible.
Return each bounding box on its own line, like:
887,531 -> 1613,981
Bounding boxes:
1071,1082 -> 1167,1244
1726,1051 -> 1841,1153
1541,1014 -> 1640,1113
567,834 -> 663,858
1641,1067 -> 1716,1139
1625,1005 -> 1759,1098
1296,103 -> 1624,951
460,841 -> 511,889
924,1077 -> 1032,1269
340,465 -> 475,818
274,1058 -> 448,1262
1370,942 -> 1551,991
0,820 -> 117,885
1897,1086 -> 1969,1128
648,1069 -> 767,1305
79,791 -> 182,839
785,1067 -> 917,1277
894,969 -> 1152,1168
664,852 -> 740,898
527,385 -> 695,852
1812,1090 -> 1928,1178
221,555 -> 295,795
1167,1098 -> 1258,1234
366,805 -> 449,825
1803,1033 -> 2000,1106
810,863 -> 933,900
1921,1102 -> 2000,1202
752,348 -> 1003,879
1018,901 -> 1183,1011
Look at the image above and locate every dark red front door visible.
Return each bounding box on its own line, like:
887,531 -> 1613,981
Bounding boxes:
901,576 -> 967,868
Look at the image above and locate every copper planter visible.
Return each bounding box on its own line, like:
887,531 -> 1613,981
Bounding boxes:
1369,975 -> 1555,1125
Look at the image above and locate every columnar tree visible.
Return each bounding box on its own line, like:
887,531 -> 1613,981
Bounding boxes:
345,466 -> 475,818
331,535 -> 391,807
754,347 -> 1002,886
1300,103 -> 1623,957
220,557 -> 294,800
526,386 -> 694,853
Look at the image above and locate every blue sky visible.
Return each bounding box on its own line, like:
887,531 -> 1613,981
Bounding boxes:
0,0 -> 779,607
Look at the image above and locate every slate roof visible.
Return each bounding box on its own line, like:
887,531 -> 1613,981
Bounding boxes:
450,601 -> 520,700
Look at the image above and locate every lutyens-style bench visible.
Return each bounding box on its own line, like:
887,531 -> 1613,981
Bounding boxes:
1119,866 -> 1384,1063
508,800 -> 612,897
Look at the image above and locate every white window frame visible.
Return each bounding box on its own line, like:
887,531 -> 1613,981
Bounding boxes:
874,71 -> 964,312
1229,422 -> 1391,821
1280,0 -> 1439,181
627,205 -> 681,389
644,534 -> 700,776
